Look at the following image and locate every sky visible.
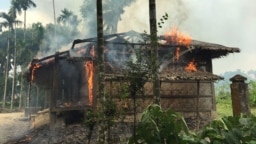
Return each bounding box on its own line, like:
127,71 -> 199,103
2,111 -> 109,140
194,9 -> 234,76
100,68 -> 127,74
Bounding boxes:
1,0 -> 256,75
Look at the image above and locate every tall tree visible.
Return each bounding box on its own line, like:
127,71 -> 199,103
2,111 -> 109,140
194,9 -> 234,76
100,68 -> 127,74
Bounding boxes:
9,1 -> 25,111
0,12 -> 21,32
10,0 -> 36,110
10,0 -> 36,41
2,34 -> 10,109
57,8 -> 73,25
149,0 -> 160,104
9,0 -> 22,19
57,8 -> 80,39
80,0 -> 135,36
102,0 -> 135,34
10,23 -> 18,111
52,0 -> 56,40
0,12 -> 21,108
96,0 -> 106,143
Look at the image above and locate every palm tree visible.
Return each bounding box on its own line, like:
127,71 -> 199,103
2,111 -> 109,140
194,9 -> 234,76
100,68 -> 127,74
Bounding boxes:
149,0 -> 160,105
103,0 -> 135,34
10,23 -> 20,111
9,0 -> 36,110
57,8 -> 80,39
0,12 -> 21,32
9,1 -> 24,111
80,0 -> 135,36
57,8 -> 73,25
57,8 -> 80,28
2,32 -> 10,109
10,0 -> 36,41
52,0 -> 56,39
9,0 -> 22,19
0,12 -> 22,109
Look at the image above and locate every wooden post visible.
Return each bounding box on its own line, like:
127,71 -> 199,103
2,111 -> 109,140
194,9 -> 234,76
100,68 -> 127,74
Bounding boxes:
196,80 -> 200,130
27,82 -> 32,118
230,74 -> 250,116
50,52 -> 59,130
44,89 -> 47,108
36,86 -> 39,107
92,60 -> 97,108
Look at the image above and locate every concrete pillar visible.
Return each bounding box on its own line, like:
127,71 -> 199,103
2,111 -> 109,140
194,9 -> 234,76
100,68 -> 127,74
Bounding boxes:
230,74 -> 250,116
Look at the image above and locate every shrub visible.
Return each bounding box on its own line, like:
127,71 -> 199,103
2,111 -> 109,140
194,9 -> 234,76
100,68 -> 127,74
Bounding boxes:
129,104 -> 256,144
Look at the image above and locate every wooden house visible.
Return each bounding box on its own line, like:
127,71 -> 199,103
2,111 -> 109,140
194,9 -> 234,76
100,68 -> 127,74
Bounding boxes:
27,31 -> 240,128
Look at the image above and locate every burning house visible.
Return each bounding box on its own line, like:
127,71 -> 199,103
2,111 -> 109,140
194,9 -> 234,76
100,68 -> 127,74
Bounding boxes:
27,30 -> 239,128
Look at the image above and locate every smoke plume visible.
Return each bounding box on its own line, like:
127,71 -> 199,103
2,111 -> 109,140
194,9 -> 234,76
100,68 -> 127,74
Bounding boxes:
118,0 -> 256,74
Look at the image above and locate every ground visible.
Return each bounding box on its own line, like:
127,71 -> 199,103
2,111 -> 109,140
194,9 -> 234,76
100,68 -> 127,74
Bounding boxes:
1,101 -> 255,143
0,112 -> 31,144
0,110 -> 131,144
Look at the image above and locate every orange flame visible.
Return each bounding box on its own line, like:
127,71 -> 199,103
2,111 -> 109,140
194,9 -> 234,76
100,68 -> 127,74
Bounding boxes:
164,27 -> 191,62
175,47 -> 180,61
185,59 -> 197,72
164,27 -> 191,46
85,61 -> 94,106
30,63 -> 42,81
84,46 -> 95,106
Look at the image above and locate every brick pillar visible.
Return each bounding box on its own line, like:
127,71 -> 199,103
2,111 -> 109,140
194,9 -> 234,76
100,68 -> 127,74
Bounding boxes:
230,74 -> 250,116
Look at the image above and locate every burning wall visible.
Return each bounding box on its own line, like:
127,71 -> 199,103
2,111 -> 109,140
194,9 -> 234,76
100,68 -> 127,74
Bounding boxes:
28,51 -> 95,107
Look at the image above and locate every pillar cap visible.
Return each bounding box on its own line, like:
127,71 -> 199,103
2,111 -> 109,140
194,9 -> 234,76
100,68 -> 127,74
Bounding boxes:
230,74 -> 247,82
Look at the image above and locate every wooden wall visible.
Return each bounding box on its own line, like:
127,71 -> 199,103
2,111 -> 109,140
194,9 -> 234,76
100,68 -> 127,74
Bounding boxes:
102,79 -> 216,129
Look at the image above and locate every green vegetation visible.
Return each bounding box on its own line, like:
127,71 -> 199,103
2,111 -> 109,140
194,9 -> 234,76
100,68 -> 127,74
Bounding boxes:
0,0 -> 139,112
215,80 -> 256,117
129,104 -> 190,144
216,96 -> 256,118
200,115 -> 256,144
249,80 -> 256,106
130,104 -> 256,144
0,0 -> 82,110
1,0 -> 256,143
216,97 -> 233,118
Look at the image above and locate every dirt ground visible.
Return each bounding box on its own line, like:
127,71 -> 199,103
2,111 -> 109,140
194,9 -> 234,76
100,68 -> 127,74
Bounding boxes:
0,110 -> 132,143
0,112 -> 31,144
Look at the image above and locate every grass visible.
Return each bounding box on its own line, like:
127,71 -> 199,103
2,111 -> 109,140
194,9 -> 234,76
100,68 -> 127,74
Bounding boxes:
216,98 -> 233,118
216,97 -> 256,118
2,97 -> 256,117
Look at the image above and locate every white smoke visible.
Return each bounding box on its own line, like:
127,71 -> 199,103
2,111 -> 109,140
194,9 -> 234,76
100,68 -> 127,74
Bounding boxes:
23,0 -> 84,58
118,0 -> 256,74
14,0 -> 256,74
118,0 -> 189,34
10,0 -> 83,28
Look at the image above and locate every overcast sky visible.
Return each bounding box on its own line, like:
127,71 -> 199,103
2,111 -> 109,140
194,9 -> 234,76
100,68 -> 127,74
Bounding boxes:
1,0 -> 256,75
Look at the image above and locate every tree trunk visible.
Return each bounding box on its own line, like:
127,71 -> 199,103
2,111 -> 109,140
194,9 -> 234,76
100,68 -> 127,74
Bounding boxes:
27,82 -> 31,108
36,86 -> 39,107
52,0 -> 56,40
2,32 -> 10,109
149,0 -> 160,105
19,10 -> 27,110
19,74 -> 23,109
10,25 -> 18,111
97,0 -> 106,143
24,10 -> 26,42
